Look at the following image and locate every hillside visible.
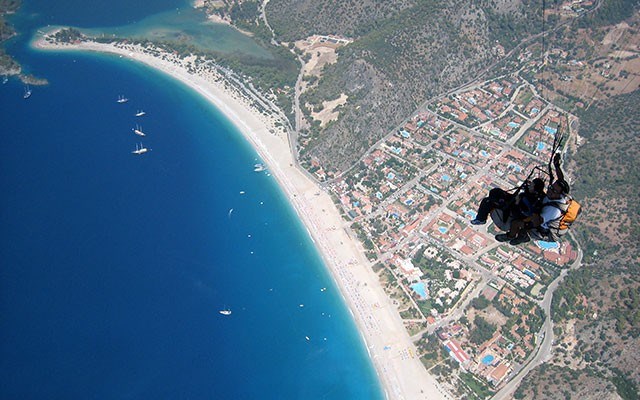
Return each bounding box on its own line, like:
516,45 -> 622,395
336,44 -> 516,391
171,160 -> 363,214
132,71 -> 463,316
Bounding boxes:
514,88 -> 640,400
265,0 -> 546,177
0,0 -> 21,75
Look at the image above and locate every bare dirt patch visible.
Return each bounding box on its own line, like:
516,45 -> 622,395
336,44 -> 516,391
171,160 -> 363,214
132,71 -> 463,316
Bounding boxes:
309,93 -> 348,127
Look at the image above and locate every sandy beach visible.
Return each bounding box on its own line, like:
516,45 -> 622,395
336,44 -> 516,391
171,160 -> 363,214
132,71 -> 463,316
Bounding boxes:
33,32 -> 447,400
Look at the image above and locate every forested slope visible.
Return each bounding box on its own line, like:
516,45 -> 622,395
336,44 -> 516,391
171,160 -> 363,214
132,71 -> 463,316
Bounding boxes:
266,0 -> 545,176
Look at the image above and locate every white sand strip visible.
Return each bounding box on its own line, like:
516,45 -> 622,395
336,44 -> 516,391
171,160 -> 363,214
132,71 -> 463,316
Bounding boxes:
33,32 -> 447,400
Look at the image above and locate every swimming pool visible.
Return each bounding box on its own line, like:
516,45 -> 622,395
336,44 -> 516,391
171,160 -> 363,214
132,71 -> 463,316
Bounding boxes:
537,240 -> 559,250
481,354 -> 495,365
410,282 -> 428,299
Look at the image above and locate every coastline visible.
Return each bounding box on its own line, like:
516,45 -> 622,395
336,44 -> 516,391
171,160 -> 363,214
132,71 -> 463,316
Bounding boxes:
33,32 -> 447,400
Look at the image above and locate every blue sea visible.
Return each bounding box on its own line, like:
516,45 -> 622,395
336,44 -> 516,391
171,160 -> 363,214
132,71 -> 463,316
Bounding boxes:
0,1 -> 383,399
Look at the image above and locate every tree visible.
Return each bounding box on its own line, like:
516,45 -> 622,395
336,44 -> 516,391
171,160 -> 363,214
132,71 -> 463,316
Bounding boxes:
470,315 -> 497,344
472,295 -> 490,310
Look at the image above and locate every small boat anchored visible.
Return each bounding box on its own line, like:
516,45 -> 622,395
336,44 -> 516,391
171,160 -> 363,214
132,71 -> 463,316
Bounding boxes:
131,143 -> 148,155
117,95 -> 129,103
135,110 -> 146,117
254,163 -> 267,172
219,309 -> 232,316
132,124 -> 146,137
23,85 -> 32,99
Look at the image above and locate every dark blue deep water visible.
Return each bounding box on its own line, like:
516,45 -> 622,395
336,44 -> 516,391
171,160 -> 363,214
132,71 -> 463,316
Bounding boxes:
0,1 -> 382,398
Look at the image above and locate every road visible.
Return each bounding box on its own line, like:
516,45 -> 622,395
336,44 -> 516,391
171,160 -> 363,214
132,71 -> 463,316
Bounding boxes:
491,238 -> 583,400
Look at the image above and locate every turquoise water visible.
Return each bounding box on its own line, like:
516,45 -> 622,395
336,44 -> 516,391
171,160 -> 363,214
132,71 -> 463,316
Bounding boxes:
537,240 -> 559,250
82,7 -> 272,58
410,282 -> 427,299
0,1 -> 382,399
481,354 -> 495,365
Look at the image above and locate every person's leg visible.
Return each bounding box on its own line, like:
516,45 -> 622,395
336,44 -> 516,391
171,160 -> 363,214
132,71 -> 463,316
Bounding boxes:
472,197 -> 492,223
495,219 -> 530,244
472,189 -> 510,224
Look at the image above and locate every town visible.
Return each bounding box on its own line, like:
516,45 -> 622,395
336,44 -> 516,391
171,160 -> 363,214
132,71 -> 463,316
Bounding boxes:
322,54 -> 581,396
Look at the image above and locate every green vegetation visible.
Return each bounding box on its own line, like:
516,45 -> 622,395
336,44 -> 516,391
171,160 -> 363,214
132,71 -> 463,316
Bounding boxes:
472,295 -> 490,310
419,341 -> 442,368
469,315 -> 496,345
53,28 -> 84,42
612,368 -> 640,400
0,0 -> 20,40
612,284 -> 640,336
228,0 -> 259,31
0,0 -> 21,74
266,0 -> 547,174
109,33 -> 298,116
551,268 -> 592,321
459,371 -> 494,399
573,89 -> 640,266
579,0 -> 640,28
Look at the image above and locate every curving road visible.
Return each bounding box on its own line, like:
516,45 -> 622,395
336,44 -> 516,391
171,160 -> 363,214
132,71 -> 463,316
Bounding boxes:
491,237 -> 583,400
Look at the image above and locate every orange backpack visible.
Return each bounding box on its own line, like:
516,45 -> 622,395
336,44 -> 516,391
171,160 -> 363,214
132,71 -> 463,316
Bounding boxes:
548,197 -> 582,236
558,198 -> 581,229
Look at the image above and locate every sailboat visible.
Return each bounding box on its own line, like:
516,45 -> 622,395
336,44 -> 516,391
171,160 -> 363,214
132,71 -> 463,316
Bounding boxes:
131,143 -> 148,155
135,110 -> 146,117
23,85 -> 32,99
132,124 -> 146,137
116,95 -> 129,103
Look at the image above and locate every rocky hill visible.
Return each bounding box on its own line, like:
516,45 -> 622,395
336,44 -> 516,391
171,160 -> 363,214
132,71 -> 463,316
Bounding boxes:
0,0 -> 21,75
514,88 -> 640,400
265,0 -> 546,177
514,4 -> 640,397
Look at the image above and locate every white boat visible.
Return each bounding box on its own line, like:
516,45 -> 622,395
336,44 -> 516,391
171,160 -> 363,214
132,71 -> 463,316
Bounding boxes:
219,309 -> 232,316
135,110 -> 146,117
254,163 -> 267,172
117,95 -> 129,103
132,124 -> 146,137
132,143 -> 148,155
2,76 -> 8,84
23,85 -> 32,99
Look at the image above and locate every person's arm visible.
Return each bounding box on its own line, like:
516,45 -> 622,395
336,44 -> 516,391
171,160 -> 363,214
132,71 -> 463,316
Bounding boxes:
553,153 -> 565,183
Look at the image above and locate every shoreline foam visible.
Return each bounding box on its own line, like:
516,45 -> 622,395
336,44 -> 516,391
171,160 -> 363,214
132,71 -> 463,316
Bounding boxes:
33,32 -> 447,400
